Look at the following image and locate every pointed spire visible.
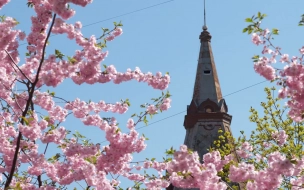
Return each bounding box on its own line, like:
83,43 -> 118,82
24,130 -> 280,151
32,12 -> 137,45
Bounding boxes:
192,1 -> 222,105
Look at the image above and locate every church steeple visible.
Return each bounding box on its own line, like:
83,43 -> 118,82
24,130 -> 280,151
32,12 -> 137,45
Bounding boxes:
192,15 -> 222,105
172,2 -> 243,190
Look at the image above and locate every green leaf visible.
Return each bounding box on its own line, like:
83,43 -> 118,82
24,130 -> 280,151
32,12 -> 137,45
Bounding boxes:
252,55 -> 259,59
117,21 -> 123,27
143,115 -> 148,125
257,12 -> 261,18
21,116 -> 29,125
55,49 -> 65,60
272,28 -> 279,35
242,28 -> 248,33
245,18 -> 253,22
102,28 -> 109,32
0,15 -> 6,22
27,2 -> 34,8
67,56 -> 77,64
15,182 -> 22,190
165,91 -> 171,98
47,153 -> 61,163
166,147 -> 175,155
115,128 -> 121,134
248,28 -> 253,34
124,98 -> 131,106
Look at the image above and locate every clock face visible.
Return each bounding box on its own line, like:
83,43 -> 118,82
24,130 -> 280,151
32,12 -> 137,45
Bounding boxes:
206,108 -> 212,113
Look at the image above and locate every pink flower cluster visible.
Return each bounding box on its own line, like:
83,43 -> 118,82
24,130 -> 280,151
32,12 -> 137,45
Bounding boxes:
251,29 -> 304,121
167,145 -> 227,190
146,98 -> 172,114
229,150 -> 304,190
271,130 -> 288,146
65,98 -> 129,119
106,28 -> 123,41
0,0 -> 9,9
236,141 -> 253,159
252,33 -> 264,45
253,57 -> 276,80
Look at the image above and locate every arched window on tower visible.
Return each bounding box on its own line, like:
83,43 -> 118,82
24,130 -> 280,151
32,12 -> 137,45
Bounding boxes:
205,106 -> 213,113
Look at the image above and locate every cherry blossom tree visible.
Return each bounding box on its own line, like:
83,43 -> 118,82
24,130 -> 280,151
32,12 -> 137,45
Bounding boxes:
203,13 -> 304,190
244,12 -> 304,122
214,87 -> 304,190
0,1 -> 174,189
2,0 -> 304,189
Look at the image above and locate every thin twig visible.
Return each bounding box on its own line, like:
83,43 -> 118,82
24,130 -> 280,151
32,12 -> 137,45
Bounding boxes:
4,50 -> 32,82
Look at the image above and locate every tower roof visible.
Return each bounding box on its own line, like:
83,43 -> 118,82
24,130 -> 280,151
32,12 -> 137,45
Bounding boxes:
192,27 -> 223,105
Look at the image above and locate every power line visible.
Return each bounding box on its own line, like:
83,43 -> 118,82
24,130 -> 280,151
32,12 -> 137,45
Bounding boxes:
19,0 -> 174,46
98,80 -> 269,144
223,80 -> 268,97
83,0 -> 174,27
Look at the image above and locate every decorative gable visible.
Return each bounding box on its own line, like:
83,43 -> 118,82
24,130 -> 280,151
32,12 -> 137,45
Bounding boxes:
198,98 -> 220,113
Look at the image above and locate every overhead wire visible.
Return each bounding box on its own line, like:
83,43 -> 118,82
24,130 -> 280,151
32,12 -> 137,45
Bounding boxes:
82,0 -> 175,27
19,0 -> 175,46
98,80 -> 269,144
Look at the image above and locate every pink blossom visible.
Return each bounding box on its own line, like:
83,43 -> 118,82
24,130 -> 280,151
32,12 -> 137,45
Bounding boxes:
262,46 -> 273,54
262,28 -> 270,37
254,59 -> 276,80
278,88 -> 288,99
300,46 -> 304,54
147,105 -> 158,114
280,54 -> 289,63
272,130 -> 288,146
18,31 -> 26,40
0,0 -> 9,9
252,33 -> 263,45
160,98 -> 171,111
74,21 -> 82,29
113,28 -> 123,37
106,35 -> 115,41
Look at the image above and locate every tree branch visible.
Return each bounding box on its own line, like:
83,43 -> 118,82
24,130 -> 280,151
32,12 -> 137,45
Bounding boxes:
4,50 -> 32,83
4,13 -> 57,189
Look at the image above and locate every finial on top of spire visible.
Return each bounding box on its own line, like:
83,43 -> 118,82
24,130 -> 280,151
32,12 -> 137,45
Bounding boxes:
203,0 -> 207,30
200,0 -> 211,42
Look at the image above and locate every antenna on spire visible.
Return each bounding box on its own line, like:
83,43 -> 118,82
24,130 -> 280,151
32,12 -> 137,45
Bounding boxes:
203,0 -> 208,30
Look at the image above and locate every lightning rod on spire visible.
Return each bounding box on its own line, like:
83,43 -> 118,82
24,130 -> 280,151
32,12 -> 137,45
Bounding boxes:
203,0 -> 208,30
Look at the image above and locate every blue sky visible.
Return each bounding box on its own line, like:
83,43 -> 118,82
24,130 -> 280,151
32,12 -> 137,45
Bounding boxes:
2,0 -> 304,188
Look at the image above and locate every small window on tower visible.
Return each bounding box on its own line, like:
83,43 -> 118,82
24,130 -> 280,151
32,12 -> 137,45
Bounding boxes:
204,70 -> 211,74
206,108 -> 212,113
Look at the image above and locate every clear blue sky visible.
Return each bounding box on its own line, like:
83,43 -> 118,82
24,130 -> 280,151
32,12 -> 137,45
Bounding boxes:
2,0 -> 304,188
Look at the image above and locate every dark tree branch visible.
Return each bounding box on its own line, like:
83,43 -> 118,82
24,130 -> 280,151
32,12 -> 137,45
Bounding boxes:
4,13 -> 57,189
4,50 -> 32,83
